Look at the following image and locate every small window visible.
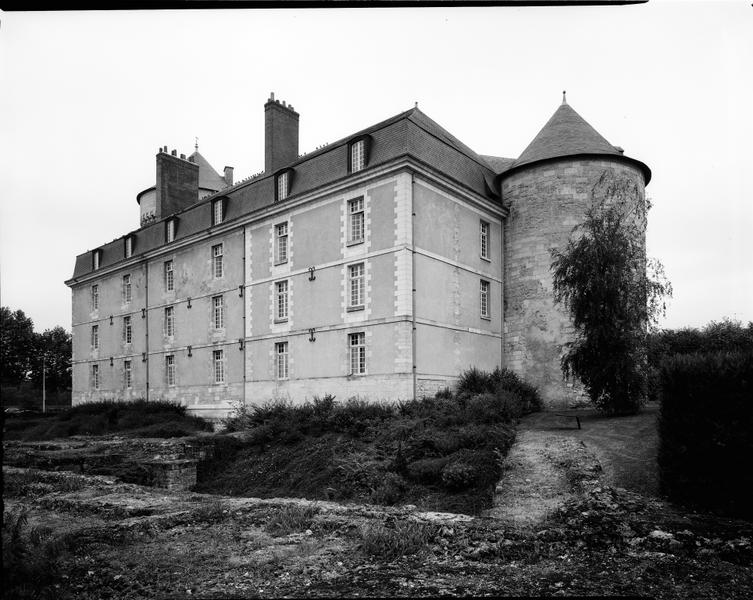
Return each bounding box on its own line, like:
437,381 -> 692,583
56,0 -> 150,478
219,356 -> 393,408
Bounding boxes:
275,222 -> 288,264
276,280 -> 288,321
91,325 -> 99,349
91,285 -> 99,311
276,171 -> 290,202
348,197 -> 364,244
92,250 -> 102,271
164,260 -> 174,292
166,355 -> 176,386
124,235 -> 134,259
480,279 -> 490,319
123,316 -> 132,344
350,139 -> 366,173
212,244 -> 224,279
276,341 -> 289,380
165,218 -> 176,243
91,363 -> 100,389
480,221 -> 490,260
213,349 -> 225,384
122,274 -> 132,304
124,360 -> 132,389
348,262 -> 365,309
213,295 -> 225,329
349,332 -> 366,375
164,306 -> 175,337
212,198 -> 224,226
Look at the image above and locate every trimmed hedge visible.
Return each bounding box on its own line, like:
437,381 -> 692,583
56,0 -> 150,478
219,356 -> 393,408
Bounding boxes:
658,351 -> 753,518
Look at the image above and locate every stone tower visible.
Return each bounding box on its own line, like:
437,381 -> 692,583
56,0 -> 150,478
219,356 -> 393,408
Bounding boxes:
501,95 -> 651,408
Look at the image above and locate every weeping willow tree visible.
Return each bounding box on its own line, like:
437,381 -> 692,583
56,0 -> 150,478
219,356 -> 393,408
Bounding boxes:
551,170 -> 671,415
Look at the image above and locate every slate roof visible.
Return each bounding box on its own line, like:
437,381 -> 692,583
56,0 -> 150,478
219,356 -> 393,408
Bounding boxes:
480,155 -> 516,174
189,150 -> 227,192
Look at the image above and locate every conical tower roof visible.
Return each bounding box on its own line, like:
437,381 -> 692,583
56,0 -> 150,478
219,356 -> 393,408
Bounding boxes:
189,149 -> 226,192
508,96 -> 651,183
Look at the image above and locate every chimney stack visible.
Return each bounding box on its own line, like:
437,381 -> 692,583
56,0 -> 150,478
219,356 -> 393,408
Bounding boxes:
264,92 -> 299,174
224,166 -> 234,186
155,149 -> 199,219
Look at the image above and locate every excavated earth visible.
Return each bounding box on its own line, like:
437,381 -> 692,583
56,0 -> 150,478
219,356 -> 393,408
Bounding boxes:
3,412 -> 753,599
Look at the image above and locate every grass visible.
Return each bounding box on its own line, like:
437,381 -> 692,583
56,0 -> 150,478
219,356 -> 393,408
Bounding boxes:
3,399 -> 213,441
358,519 -> 437,559
265,504 -> 319,536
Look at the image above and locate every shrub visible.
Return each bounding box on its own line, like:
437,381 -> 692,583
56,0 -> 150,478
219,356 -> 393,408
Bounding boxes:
358,519 -> 436,560
658,351 -> 753,518
491,368 -> 542,414
457,367 -> 494,397
441,448 -> 502,491
407,456 -> 450,485
265,504 -> 318,536
370,472 -> 407,505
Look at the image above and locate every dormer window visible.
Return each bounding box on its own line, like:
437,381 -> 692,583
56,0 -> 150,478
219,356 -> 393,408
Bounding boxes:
348,136 -> 369,173
276,170 -> 291,202
165,218 -> 176,243
212,198 -> 224,226
92,249 -> 102,270
124,235 -> 134,258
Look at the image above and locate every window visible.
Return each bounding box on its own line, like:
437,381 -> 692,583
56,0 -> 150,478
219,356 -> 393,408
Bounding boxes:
350,139 -> 366,173
349,332 -> 366,375
480,221 -> 490,260
213,295 -> 225,329
348,197 -> 364,244
276,171 -> 289,201
91,325 -> 99,349
122,274 -> 132,303
480,279 -> 490,319
124,360 -> 132,388
164,306 -> 175,337
93,250 -> 101,270
348,263 -> 365,309
124,235 -> 134,258
275,280 -> 288,321
213,349 -> 225,384
276,341 -> 289,380
275,222 -> 288,264
164,260 -> 174,292
123,316 -> 132,344
165,218 -> 176,243
91,285 -> 99,311
165,355 -> 176,386
212,244 -> 223,278
91,364 -> 100,389
212,198 -> 224,225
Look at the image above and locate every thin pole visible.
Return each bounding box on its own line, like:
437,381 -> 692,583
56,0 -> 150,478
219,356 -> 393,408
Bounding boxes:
42,355 -> 46,414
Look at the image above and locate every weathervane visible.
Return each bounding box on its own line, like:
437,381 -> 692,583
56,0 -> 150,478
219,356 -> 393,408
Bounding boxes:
195,137 -> 199,150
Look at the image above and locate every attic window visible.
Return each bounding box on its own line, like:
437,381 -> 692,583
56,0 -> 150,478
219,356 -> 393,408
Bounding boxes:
165,218 -> 176,243
212,198 -> 224,226
348,136 -> 370,173
124,235 -> 134,259
276,170 -> 292,202
92,249 -> 102,270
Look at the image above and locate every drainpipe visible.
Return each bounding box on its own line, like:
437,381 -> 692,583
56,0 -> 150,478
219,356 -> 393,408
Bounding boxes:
241,225 -> 247,409
144,261 -> 150,401
411,174 -> 417,402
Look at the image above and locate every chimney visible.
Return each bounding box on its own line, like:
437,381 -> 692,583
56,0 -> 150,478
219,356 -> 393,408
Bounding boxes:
224,166 -> 234,186
265,92 -> 299,174
155,150 -> 199,219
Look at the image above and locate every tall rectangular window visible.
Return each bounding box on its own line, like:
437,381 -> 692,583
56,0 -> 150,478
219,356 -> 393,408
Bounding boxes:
122,274 -> 132,303
213,349 -> 225,384
350,140 -> 365,173
480,221 -> 490,260
276,341 -> 289,380
91,363 -> 99,389
349,262 -> 365,309
165,355 -> 176,386
164,260 -> 174,292
124,360 -> 132,388
348,197 -> 364,244
212,199 -> 224,225
125,236 -> 134,258
276,280 -> 288,321
123,315 -> 132,344
164,306 -> 175,337
93,250 -> 101,270
275,222 -> 288,264
480,279 -> 490,319
166,218 -> 176,243
91,285 -> 99,311
276,172 -> 289,201
349,332 -> 366,375
91,325 -> 99,349
213,295 -> 225,329
212,244 -> 223,278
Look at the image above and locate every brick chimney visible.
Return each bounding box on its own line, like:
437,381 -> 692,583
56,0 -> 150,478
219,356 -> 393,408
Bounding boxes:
155,149 -> 199,218
224,166 -> 234,186
265,92 -> 299,174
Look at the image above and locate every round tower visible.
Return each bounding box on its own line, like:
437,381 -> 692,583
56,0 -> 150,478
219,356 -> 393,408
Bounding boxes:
501,95 -> 651,408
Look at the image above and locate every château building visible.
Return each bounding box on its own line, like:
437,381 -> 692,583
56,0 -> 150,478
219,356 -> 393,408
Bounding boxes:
66,93 -> 650,418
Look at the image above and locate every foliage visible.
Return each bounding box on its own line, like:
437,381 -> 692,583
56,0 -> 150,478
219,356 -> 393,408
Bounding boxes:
550,171 -> 671,415
265,504 -> 318,536
456,367 -> 542,414
358,519 -> 437,560
658,350 -> 753,518
31,326 -> 72,392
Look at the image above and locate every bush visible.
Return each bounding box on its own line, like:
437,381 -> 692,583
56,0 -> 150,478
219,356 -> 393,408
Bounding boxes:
358,520 -> 436,560
658,351 -> 753,518
370,472 -> 407,505
441,448 -> 502,491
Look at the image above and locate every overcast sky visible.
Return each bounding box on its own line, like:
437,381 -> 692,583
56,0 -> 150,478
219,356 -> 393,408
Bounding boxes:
1,2 -> 751,333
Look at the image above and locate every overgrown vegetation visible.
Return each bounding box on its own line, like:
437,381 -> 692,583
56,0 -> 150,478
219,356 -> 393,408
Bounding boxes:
551,170 -> 671,415
198,368 -> 541,514
265,504 -> 319,536
357,519 -> 438,559
658,350 -> 753,518
3,399 -> 213,441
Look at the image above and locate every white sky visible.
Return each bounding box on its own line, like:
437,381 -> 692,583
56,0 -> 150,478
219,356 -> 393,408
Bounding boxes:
1,2 -> 751,333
